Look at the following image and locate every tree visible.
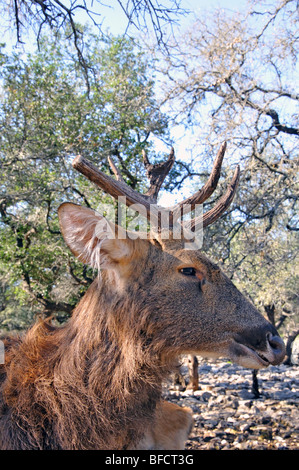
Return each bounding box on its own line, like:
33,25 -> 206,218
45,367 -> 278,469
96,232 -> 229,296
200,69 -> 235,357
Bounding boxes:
155,0 -> 298,343
0,31 -> 169,329
2,1 -> 187,67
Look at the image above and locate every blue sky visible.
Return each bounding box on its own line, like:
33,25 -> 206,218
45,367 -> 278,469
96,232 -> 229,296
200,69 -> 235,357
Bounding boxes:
98,0 -> 250,37
2,1 -> 250,51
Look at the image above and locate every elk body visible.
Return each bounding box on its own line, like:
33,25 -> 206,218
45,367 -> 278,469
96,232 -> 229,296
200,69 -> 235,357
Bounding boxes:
0,144 -> 285,450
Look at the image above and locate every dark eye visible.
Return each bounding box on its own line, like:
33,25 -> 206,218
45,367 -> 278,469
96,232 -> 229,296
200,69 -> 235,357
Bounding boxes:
180,267 -> 197,276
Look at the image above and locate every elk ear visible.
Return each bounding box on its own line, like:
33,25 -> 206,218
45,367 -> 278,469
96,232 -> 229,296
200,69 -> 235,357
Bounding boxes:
58,203 -> 133,269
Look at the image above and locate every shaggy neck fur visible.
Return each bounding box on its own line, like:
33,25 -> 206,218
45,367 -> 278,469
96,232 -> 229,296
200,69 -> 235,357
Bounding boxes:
0,277 -> 174,450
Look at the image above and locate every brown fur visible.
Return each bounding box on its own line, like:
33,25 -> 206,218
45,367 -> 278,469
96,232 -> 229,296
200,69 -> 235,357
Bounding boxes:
0,204 -> 285,450
136,401 -> 194,450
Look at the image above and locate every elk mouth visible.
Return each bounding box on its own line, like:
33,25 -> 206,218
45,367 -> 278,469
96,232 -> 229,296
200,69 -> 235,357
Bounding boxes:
233,342 -> 271,368
229,332 -> 286,369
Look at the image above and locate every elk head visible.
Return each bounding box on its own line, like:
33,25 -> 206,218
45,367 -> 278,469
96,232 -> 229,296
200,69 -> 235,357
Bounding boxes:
58,143 -> 285,369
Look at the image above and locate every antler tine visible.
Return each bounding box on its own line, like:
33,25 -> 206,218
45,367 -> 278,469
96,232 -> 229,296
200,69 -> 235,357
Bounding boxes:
202,165 -> 240,228
72,155 -> 153,217
142,149 -> 151,168
171,142 -> 227,216
185,165 -> 240,232
108,156 -> 124,182
143,147 -> 175,202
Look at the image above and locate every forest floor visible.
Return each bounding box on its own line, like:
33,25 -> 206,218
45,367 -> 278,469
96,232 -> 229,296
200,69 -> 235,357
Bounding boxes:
163,357 -> 298,450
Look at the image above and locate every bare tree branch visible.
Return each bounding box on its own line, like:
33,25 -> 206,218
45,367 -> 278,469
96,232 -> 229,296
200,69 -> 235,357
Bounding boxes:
8,0 -> 188,54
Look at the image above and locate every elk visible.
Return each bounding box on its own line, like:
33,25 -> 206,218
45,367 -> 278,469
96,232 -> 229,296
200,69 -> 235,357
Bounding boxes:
0,143 -> 285,450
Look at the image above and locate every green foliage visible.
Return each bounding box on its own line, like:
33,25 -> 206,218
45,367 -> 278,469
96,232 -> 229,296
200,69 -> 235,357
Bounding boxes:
0,30 -> 168,330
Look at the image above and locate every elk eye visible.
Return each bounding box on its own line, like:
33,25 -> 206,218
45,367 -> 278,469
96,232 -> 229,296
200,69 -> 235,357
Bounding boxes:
180,267 -> 197,276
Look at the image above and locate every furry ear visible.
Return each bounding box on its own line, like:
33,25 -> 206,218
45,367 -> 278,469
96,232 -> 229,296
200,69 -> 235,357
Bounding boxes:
58,203 -> 133,270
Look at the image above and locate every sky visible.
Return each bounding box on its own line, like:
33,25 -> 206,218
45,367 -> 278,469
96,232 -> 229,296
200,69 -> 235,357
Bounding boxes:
92,0 -> 250,37
1,0 -> 250,55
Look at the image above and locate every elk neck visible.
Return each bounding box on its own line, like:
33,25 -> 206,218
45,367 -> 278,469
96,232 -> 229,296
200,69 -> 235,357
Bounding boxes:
53,274 -> 173,435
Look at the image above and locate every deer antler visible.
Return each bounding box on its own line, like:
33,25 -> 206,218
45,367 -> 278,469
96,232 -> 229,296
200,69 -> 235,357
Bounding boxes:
184,164 -> 240,231
72,143 -> 239,230
72,147 -> 175,213
142,147 -> 175,201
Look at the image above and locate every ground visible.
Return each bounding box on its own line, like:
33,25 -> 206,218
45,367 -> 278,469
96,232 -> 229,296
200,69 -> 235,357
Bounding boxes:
163,358 -> 299,450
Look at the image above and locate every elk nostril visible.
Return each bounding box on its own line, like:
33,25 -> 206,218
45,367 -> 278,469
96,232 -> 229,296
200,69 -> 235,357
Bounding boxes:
267,332 -> 282,349
266,332 -> 286,363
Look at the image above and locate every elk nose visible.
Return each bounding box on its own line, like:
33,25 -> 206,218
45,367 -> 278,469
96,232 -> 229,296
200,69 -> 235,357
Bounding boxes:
266,332 -> 286,365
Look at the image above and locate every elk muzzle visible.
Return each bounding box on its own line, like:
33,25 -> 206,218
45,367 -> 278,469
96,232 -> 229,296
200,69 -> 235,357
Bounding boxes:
230,324 -> 286,369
